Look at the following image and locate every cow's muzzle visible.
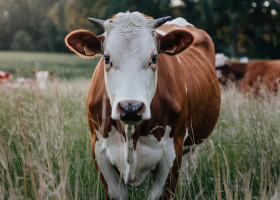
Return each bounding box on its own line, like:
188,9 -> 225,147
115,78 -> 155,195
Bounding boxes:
119,102 -> 144,124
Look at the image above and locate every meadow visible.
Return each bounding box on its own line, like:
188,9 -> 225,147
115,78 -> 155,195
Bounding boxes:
1,51 -> 280,200
0,51 -> 99,79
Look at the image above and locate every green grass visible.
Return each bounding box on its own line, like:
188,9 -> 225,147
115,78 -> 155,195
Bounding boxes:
176,86 -> 280,199
1,52 -> 280,199
0,51 -> 100,79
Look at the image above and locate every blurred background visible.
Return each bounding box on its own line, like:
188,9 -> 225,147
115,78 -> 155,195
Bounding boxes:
0,0 -> 280,59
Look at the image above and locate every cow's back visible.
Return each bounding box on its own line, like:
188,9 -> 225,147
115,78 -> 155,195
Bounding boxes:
242,60 -> 280,94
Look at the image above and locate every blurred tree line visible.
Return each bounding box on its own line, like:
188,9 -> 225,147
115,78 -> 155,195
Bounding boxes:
0,0 -> 279,58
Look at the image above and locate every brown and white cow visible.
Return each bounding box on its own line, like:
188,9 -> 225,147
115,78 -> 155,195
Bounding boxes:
32,71 -> 53,88
0,71 -> 11,84
215,53 -> 247,85
215,53 -> 280,94
65,12 -> 220,200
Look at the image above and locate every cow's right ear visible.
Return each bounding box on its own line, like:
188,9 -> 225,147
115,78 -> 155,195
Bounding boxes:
65,29 -> 104,58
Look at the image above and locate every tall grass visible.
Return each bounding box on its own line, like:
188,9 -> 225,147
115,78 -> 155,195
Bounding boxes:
177,85 -> 280,200
1,80 -> 280,199
0,79 -> 104,199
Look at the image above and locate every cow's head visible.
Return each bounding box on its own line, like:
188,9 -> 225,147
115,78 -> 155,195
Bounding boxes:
65,12 -> 193,125
215,53 -> 248,85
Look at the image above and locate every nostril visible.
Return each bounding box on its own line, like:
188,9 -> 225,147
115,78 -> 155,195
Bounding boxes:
119,103 -> 128,112
119,101 -> 144,113
133,103 -> 143,113
118,101 -> 145,122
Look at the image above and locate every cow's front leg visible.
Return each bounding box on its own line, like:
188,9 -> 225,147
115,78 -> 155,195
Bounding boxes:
94,137 -> 127,200
147,130 -> 177,200
159,160 -> 181,200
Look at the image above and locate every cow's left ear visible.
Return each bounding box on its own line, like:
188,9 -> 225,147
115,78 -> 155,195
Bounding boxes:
65,29 -> 104,58
157,29 -> 194,55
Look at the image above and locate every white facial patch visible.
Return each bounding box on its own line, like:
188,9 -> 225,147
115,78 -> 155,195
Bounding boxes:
102,12 -> 158,121
215,53 -> 229,68
240,56 -> 248,63
94,125 -> 176,199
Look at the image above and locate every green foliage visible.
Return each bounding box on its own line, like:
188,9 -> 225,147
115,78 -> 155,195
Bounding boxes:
179,0 -> 280,58
10,30 -> 33,51
0,0 -> 280,57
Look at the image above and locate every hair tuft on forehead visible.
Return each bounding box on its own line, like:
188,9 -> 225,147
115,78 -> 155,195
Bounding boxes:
104,11 -> 155,31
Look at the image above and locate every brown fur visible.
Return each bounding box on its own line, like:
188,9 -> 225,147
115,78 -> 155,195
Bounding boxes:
241,60 -> 280,94
218,60 -> 280,94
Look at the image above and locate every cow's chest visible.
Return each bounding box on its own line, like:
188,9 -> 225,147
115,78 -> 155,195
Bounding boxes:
95,125 -> 175,187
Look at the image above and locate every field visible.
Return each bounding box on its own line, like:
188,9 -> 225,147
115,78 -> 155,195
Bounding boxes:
0,51 -> 99,79
1,51 -> 280,200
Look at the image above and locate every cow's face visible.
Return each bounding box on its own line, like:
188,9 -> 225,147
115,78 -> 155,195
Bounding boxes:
215,53 -> 230,84
65,12 -> 193,125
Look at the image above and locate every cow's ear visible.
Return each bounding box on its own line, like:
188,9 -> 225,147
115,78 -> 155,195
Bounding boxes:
157,29 -> 193,55
65,29 -> 104,58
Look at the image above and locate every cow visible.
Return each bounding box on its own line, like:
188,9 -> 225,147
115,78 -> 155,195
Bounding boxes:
0,71 -> 11,83
241,60 -> 280,94
32,71 -> 53,88
65,12 -> 220,200
215,53 -> 280,94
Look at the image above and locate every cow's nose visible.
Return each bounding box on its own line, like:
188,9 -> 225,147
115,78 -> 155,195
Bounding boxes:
119,101 -> 144,123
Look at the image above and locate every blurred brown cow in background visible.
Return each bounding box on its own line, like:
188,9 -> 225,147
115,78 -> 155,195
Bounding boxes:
242,60 -> 280,94
215,53 -> 247,85
0,71 -> 11,84
215,53 -> 280,95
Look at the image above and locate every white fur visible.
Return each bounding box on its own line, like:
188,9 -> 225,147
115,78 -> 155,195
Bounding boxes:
156,17 -> 193,37
94,125 -> 176,200
240,56 -> 248,63
215,53 -> 229,68
155,29 -> 166,36
35,71 -> 50,88
216,70 -> 223,79
177,55 -> 181,63
184,128 -> 188,144
95,129 -> 128,200
102,12 -> 158,122
165,17 -> 194,27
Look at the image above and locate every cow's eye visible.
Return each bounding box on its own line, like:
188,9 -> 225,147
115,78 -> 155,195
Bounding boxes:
152,55 -> 158,64
104,55 -> 110,64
